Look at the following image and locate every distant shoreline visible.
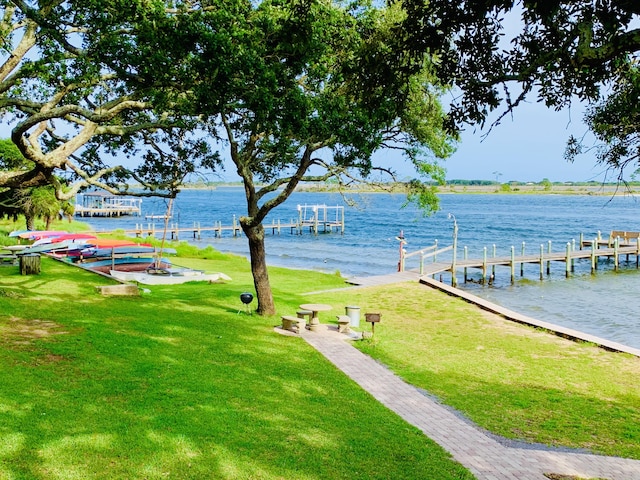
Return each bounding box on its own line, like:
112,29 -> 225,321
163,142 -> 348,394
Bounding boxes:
295,183 -> 639,196
178,182 -> 640,196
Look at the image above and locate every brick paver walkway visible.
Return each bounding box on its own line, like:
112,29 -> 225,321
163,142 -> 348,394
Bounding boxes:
298,325 -> 640,480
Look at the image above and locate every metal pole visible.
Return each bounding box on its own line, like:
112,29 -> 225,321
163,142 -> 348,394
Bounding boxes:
449,214 -> 458,287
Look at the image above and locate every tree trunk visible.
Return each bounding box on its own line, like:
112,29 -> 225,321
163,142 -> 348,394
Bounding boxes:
244,223 -> 276,315
25,214 -> 34,231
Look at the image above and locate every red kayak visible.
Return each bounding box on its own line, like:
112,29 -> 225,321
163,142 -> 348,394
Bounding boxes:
85,239 -> 151,248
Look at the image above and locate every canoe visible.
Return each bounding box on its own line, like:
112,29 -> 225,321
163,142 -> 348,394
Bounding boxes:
18,230 -> 68,240
79,246 -> 177,258
1,245 -> 28,252
87,239 -> 149,248
31,233 -> 97,246
19,240 -> 72,254
109,268 -> 231,285
50,233 -> 97,242
9,230 -> 31,237
81,258 -> 170,274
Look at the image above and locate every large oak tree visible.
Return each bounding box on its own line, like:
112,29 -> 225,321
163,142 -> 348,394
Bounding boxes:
199,1 -> 455,314
0,0 -> 219,199
398,1 -> 640,130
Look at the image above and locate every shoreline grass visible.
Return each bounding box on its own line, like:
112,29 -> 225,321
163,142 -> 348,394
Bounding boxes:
2,219 -> 640,478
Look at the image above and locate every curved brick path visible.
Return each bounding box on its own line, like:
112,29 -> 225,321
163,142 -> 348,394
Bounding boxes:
298,325 -> 640,480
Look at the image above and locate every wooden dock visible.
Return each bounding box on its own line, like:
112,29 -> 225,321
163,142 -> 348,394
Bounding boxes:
92,207 -> 345,240
74,193 -> 142,217
399,231 -> 640,286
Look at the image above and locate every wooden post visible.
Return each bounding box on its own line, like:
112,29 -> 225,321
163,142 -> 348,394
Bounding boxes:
579,232 -> 584,250
539,244 -> 544,280
450,216 -> 458,287
492,244 -> 496,278
20,254 -> 41,275
314,206 -> 319,235
571,239 -> 576,272
481,246 -> 487,283
547,241 -> 552,275
510,246 -> 515,283
591,240 -> 596,273
521,241 -> 525,276
397,231 -> 406,272
463,246 -> 468,283
614,237 -> 619,270
565,242 -> 571,277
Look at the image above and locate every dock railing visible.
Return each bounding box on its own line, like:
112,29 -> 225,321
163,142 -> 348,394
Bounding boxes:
400,241 -> 453,274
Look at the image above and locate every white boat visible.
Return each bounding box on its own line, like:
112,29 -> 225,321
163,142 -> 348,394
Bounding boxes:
109,268 -> 231,285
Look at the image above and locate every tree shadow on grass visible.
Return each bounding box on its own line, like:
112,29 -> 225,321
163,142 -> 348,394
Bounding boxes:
0,281 -> 475,479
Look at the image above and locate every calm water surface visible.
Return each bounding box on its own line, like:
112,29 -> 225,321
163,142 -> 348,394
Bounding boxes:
81,188 -> 640,349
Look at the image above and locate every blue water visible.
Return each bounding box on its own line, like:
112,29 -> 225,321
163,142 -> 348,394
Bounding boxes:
81,188 -> 640,349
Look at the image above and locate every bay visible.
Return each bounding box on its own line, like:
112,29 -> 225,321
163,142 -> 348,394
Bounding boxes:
80,188 -> 640,349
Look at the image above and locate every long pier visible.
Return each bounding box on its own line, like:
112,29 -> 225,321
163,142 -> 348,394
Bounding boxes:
93,207 -> 345,240
400,231 -> 640,286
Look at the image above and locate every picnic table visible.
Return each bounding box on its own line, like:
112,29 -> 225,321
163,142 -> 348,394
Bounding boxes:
299,303 -> 332,332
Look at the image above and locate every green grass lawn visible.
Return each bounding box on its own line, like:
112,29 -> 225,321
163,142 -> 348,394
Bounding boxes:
2,218 -> 640,478
0,255 -> 473,480
329,283 -> 640,459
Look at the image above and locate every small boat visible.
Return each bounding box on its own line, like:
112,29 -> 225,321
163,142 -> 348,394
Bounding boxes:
31,233 -> 97,246
18,230 -> 69,240
86,239 -> 151,248
75,246 -> 176,262
80,257 -> 171,274
9,230 -> 31,237
19,240 -> 72,254
1,245 -> 28,252
109,268 -> 231,285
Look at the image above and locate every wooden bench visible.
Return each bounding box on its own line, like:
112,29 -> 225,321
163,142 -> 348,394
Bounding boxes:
609,231 -> 640,246
282,315 -> 305,333
0,254 -> 17,266
336,315 -> 351,333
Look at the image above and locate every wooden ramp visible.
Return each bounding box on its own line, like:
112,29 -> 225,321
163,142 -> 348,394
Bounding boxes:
345,270 -> 423,287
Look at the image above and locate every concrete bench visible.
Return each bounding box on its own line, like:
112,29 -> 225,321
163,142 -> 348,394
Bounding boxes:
95,284 -> 140,296
296,309 -> 313,320
282,315 -> 305,333
336,315 -> 351,333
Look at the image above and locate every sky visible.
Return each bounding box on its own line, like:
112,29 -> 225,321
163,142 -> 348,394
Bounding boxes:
365,97 -> 609,185
443,100 -> 608,184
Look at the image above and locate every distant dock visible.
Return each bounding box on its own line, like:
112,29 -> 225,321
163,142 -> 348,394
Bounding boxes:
93,204 -> 345,239
74,193 -> 142,217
